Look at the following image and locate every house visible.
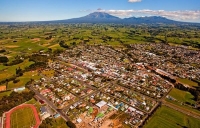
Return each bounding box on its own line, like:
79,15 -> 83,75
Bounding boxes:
77,118 -> 82,123
40,106 -> 47,115
14,87 -> 25,92
96,101 -> 107,108
40,106 -> 51,120
54,113 -> 60,118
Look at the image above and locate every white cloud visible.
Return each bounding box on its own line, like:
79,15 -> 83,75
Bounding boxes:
97,9 -> 200,22
128,0 -> 142,2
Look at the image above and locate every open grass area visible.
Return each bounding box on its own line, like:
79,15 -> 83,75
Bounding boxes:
0,59 -> 34,81
144,106 -> 200,128
165,99 -> 200,115
52,118 -> 69,128
26,98 -> 37,104
42,70 -> 55,77
7,78 -> 30,89
10,107 -> 36,128
168,88 -> 195,104
6,70 -> 41,89
0,91 -> 12,99
177,78 -> 198,87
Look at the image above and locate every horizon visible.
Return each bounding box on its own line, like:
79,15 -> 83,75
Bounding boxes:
0,0 -> 200,23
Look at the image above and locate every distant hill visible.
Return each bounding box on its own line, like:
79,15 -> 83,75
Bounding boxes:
50,12 -> 199,25
122,16 -> 177,24
55,12 -> 121,23
0,12 -> 200,25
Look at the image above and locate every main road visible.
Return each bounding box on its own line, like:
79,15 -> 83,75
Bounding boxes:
28,85 -> 70,121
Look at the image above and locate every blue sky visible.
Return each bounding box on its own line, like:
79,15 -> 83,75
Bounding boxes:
0,0 -> 199,22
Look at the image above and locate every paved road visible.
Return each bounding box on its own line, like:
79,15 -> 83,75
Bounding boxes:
28,86 -> 70,121
32,58 -> 200,126
62,82 -> 109,110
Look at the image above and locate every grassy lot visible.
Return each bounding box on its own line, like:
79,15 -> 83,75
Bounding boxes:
0,69 -> 41,102
165,99 -> 200,115
0,90 -> 12,99
177,78 -> 198,87
10,107 -> 36,128
0,59 -> 34,81
7,78 -> 30,89
52,118 -> 69,128
26,98 -> 37,104
144,106 -> 200,128
0,64 -> 6,70
6,71 -> 41,89
42,70 -> 55,77
168,88 -> 195,104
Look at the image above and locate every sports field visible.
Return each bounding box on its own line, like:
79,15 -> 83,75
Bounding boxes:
5,104 -> 41,128
10,107 -> 36,128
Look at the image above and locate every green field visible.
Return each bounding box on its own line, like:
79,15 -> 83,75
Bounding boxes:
10,107 -> 36,128
0,59 -> 34,81
0,90 -> 12,99
144,106 -> 200,128
177,78 -> 198,87
168,88 -> 195,104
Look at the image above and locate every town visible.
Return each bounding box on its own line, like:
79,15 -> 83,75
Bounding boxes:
0,23 -> 200,128
19,43 -> 198,128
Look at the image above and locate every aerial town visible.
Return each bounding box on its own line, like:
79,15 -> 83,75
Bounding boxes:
7,43 -> 195,128
0,1 -> 200,127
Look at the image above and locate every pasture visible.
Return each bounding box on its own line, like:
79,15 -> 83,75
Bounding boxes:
144,106 -> 200,128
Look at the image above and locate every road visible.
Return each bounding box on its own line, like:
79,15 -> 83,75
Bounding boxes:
28,85 -> 70,121
31,58 -> 200,126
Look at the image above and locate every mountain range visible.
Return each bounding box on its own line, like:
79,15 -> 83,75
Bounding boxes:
1,12 -> 200,25
50,12 -> 198,25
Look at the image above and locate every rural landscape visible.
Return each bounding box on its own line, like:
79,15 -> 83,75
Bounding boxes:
0,0 -> 200,128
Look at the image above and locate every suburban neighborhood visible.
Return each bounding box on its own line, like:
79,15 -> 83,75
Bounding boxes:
3,43 -> 193,127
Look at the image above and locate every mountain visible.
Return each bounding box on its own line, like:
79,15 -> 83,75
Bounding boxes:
123,16 -> 177,24
84,12 -> 120,20
51,12 -> 196,25
56,12 -> 121,23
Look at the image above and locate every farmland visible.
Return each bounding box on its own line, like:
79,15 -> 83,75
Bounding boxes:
0,24 -> 200,61
168,88 -> 195,104
0,23 -> 199,128
144,106 -> 200,128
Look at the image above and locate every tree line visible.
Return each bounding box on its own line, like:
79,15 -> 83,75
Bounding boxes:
0,91 -> 35,115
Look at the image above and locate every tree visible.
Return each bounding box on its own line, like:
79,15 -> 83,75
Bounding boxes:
16,67 -> 23,76
0,49 -> 6,53
66,121 -> 76,128
0,56 -> 9,63
59,40 -> 69,48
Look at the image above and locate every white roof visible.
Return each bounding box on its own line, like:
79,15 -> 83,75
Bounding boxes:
77,118 -> 82,123
96,101 -> 107,108
128,107 -> 136,112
